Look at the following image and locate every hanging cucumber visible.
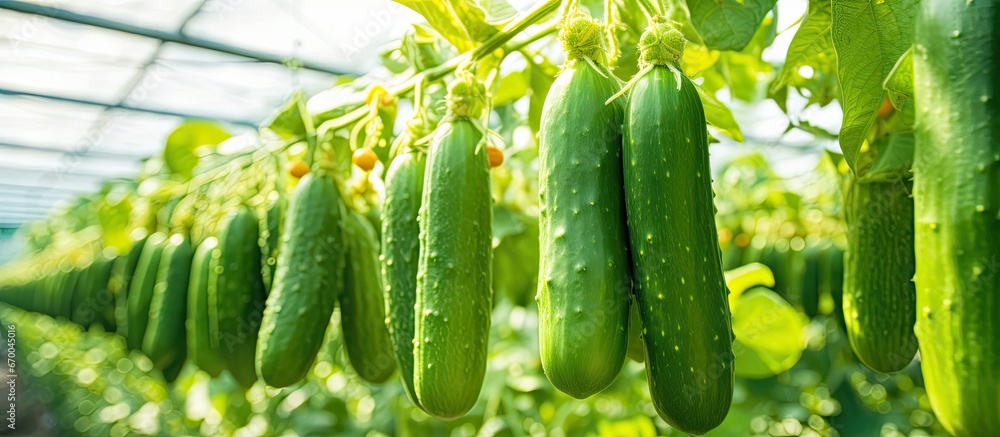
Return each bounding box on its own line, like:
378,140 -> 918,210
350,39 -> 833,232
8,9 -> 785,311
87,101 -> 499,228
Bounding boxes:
913,1 -> 1000,434
536,14 -> 631,399
257,173 -> 346,388
413,71 -> 492,420
187,237 -> 225,377
126,232 -> 168,350
341,211 -> 396,383
843,135 -> 918,373
211,207 -> 267,388
143,234 -> 194,370
619,21 -> 734,435
112,231 -> 148,341
381,147 -> 426,407
800,245 -> 822,319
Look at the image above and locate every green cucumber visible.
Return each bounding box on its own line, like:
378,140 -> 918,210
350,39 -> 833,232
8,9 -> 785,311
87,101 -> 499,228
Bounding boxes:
381,150 -> 426,407
187,237 -> 225,377
257,173 -> 346,388
341,211 -> 396,383
211,207 -> 267,388
126,232 -> 168,350
844,174 -> 917,373
621,26 -> 734,434
112,233 -> 149,340
537,54 -> 631,399
143,234 -> 194,370
69,263 -> 93,326
261,189 -> 285,293
913,1 -> 1000,434
414,94 -> 492,419
93,253 -> 118,332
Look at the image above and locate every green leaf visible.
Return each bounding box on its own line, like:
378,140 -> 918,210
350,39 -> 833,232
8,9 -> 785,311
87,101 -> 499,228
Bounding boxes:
492,69 -> 530,107
267,90 -> 309,140
732,287 -> 806,379
770,0 -> 834,95
862,132 -> 914,181
883,47 -> 915,127
697,85 -> 744,142
473,0 -> 517,25
831,0 -> 919,172
394,0 -> 497,52
527,57 -> 558,135
724,262 -> 775,305
687,0 -> 777,51
163,121 -> 231,180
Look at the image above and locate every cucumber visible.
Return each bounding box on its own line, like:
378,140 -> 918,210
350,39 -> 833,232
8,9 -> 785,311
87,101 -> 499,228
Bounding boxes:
112,233 -> 149,340
59,268 -> 81,321
414,79 -> 492,420
382,150 -> 425,406
341,211 -> 396,383
844,174 -> 917,373
69,263 -> 93,326
143,234 -> 194,370
913,1 -> 1000,434
211,207 -> 267,388
187,237 -> 225,377
261,189 -> 285,293
126,232 -> 168,350
621,24 -> 734,434
93,253 -> 118,332
257,173 -> 345,388
537,49 -> 631,399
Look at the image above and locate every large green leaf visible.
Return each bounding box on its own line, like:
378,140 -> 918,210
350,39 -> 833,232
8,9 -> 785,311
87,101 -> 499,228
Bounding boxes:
731,287 -> 806,378
883,48 -> 915,128
163,121 -> 231,180
831,0 -> 919,172
687,0 -> 777,51
770,0 -> 835,96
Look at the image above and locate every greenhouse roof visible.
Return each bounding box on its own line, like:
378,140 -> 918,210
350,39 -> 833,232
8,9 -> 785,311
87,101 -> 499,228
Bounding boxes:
0,0 -> 840,229
0,0 -> 424,226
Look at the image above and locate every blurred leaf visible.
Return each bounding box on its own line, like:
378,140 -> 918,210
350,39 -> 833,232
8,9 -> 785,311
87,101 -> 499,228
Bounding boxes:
732,288 -> 806,378
725,263 -> 776,306
267,90 -> 310,140
97,196 -> 132,251
394,0 -> 497,52
831,0 -> 919,172
492,69 -> 530,107
400,24 -> 453,71
473,0 -> 517,25
527,57 -> 558,134
597,416 -> 657,437
682,42 -> 720,78
788,119 -> 839,140
163,121 -> 231,180
697,85 -> 744,142
687,0 -> 777,51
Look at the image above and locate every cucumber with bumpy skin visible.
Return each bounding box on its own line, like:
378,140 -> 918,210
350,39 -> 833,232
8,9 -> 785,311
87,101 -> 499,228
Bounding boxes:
913,1 -> 1000,434
143,234 -> 194,370
112,232 -> 148,340
381,149 -> 425,406
621,22 -> 734,435
341,211 -> 396,383
414,72 -> 492,420
212,207 -> 267,388
187,237 -> 225,377
537,14 -> 631,399
844,169 -> 917,373
257,173 -> 345,388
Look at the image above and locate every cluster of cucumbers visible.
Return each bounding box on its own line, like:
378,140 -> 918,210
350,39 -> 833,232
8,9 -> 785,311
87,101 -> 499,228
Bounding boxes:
537,15 -> 733,434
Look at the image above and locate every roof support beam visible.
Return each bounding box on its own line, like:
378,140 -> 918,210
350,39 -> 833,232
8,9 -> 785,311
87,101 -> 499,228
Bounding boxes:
0,88 -> 259,127
0,1 -> 352,76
